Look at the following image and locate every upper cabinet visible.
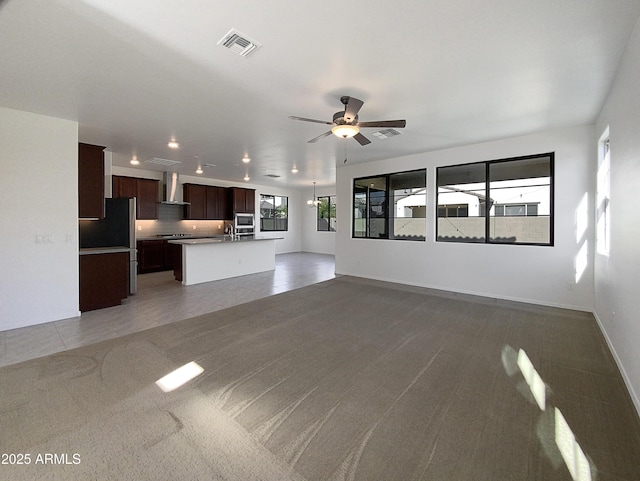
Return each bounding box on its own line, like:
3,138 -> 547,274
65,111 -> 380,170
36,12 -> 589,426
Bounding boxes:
229,187 -> 255,215
112,175 -> 159,220
183,184 -> 229,220
78,143 -> 105,219
183,183 -> 206,219
136,178 -> 160,219
211,186 -> 229,219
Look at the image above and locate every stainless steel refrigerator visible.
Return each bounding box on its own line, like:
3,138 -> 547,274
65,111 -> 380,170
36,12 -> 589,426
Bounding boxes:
79,197 -> 137,294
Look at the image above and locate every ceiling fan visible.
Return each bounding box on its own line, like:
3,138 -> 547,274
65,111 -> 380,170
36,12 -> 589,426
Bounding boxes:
289,96 -> 406,145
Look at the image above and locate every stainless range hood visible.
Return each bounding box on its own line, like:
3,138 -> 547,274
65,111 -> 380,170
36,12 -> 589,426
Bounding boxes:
161,172 -> 189,205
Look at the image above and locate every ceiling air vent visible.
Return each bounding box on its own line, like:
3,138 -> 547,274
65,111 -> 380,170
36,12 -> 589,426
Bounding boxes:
218,29 -> 261,57
371,129 -> 402,140
145,158 -> 182,167
264,174 -> 281,178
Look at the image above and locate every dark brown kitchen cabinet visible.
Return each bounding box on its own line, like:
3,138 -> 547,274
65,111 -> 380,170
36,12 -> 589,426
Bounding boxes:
229,187 -> 255,215
112,175 -> 137,199
136,178 -> 160,219
183,183 -> 207,219
183,184 -> 229,220
137,239 -> 177,273
210,186 -> 229,220
166,242 -> 182,282
112,175 -> 159,220
137,239 -> 166,273
79,252 -> 128,311
78,143 -> 105,219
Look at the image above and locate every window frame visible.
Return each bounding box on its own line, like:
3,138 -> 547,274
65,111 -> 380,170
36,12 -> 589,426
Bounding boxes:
352,168 -> 426,241
436,153 -> 554,246
259,194 -> 289,232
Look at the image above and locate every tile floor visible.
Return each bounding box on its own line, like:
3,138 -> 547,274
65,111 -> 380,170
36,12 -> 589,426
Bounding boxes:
0,252 -> 335,368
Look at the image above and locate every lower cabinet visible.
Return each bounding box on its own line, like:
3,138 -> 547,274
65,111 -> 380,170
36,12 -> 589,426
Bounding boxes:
79,252 -> 129,312
137,239 -> 176,274
166,243 -> 183,282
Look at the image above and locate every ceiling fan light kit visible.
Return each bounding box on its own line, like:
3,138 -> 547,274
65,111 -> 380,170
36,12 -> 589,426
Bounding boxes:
332,124 -> 359,138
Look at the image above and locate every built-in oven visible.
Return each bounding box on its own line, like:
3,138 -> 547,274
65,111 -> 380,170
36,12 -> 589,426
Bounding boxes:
234,213 -> 255,235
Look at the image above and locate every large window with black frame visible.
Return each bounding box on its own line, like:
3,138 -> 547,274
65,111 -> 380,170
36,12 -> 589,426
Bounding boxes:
353,169 -> 426,240
317,195 -> 336,231
436,153 -> 554,245
259,194 -> 288,231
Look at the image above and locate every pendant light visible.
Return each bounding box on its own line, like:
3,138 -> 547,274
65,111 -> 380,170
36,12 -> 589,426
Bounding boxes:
307,181 -> 320,207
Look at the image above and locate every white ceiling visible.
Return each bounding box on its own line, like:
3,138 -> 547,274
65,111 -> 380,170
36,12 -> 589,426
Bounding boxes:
2,0 -> 639,189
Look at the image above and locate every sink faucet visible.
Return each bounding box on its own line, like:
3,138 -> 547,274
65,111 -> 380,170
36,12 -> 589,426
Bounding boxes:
226,222 -> 237,239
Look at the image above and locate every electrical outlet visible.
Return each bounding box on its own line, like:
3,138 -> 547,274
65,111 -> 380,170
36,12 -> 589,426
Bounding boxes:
36,234 -> 53,244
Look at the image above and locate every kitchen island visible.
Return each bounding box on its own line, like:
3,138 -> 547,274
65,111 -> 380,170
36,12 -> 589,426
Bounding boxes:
168,236 -> 280,286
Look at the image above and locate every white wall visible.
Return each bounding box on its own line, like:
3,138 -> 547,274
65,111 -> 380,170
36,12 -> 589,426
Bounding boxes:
595,19 -> 640,414
0,108 -> 79,330
301,184 -> 336,255
336,124 -> 595,311
112,166 -> 302,254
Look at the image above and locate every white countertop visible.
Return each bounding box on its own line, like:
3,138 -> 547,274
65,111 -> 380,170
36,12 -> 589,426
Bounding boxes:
79,246 -> 131,255
168,236 -> 282,245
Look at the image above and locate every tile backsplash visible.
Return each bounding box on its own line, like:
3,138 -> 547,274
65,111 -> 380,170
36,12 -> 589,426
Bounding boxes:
136,204 -> 228,238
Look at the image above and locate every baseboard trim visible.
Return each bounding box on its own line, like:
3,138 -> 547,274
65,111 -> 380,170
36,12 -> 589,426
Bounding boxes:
592,311 -> 640,419
334,271 -> 591,312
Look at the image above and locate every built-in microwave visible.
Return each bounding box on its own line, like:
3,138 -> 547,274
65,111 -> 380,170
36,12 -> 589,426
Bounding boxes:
235,213 -> 255,232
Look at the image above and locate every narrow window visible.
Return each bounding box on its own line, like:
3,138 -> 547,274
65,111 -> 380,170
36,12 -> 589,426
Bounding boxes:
259,194 -> 288,231
436,162 -> 486,243
596,133 -> 610,256
488,156 -> 552,244
390,170 -> 426,240
317,195 -> 336,231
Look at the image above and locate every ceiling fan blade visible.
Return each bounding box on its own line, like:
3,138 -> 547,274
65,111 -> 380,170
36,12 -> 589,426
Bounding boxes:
353,133 -> 371,146
308,131 -> 333,143
343,97 -> 364,122
356,119 -> 407,128
289,116 -> 333,125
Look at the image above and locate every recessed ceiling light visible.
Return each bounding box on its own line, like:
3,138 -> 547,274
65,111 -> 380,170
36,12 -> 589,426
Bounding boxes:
243,175 -> 250,181
168,140 -> 180,149
291,167 -> 298,173
130,155 -> 139,165
195,166 -> 203,174
242,156 -> 251,163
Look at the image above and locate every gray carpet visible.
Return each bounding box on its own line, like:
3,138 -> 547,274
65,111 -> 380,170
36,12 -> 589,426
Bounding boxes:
1,276 -> 639,481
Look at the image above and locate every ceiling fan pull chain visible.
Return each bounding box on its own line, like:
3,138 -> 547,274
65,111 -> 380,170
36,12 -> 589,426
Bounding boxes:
344,139 -> 348,164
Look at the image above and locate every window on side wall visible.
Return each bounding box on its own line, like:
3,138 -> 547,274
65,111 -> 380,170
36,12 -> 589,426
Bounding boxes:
260,194 -> 288,231
352,169 -> 426,241
317,195 -> 336,231
596,134 -> 610,256
436,153 -> 554,245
